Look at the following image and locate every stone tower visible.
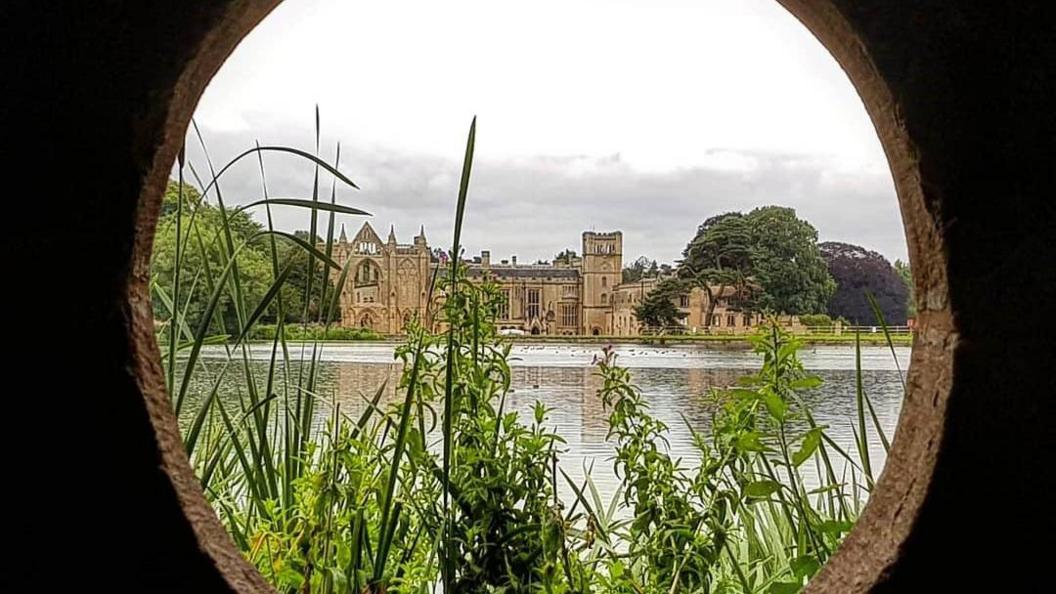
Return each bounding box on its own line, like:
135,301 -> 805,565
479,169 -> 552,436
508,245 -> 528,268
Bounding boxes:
580,231 -> 622,335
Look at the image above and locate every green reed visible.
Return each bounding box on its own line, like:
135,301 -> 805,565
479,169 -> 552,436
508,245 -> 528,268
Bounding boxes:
156,115 -> 897,594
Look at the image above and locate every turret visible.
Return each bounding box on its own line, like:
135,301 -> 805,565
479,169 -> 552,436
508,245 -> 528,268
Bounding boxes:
387,224 -> 397,245
580,231 -> 623,334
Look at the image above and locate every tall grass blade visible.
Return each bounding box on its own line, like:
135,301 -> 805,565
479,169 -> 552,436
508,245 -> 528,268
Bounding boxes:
854,329 -> 875,488
232,197 -> 369,217
442,115 -> 476,594
233,259 -> 293,343
267,231 -> 343,270
193,144 -> 360,200
375,338 -> 425,583
319,143 -> 341,325
174,240 -> 247,415
865,291 -> 907,394
168,145 -> 186,393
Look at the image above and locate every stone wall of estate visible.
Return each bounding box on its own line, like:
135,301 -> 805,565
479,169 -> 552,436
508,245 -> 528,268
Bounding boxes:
330,224 -> 773,336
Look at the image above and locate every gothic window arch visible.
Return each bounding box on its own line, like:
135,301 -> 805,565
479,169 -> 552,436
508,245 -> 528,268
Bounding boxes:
398,259 -> 418,277
355,260 -> 380,286
397,259 -> 419,305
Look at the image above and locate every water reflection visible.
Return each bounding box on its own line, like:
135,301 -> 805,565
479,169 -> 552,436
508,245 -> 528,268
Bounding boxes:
186,343 -> 907,501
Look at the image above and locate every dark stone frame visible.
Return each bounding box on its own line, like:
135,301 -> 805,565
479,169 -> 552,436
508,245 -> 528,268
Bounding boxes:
4,1 -> 1053,591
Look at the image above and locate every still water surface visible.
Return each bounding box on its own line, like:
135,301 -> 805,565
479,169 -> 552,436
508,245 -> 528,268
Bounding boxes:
190,342 -> 908,500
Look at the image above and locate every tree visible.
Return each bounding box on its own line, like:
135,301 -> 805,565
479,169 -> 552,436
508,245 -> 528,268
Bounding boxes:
151,179 -> 341,333
622,256 -> 658,283
553,249 -> 578,266
679,207 -> 835,318
275,230 -> 343,324
679,212 -> 755,326
742,206 -> 834,314
633,278 -> 689,330
152,180 -> 273,332
894,259 -> 915,318
820,242 -> 909,325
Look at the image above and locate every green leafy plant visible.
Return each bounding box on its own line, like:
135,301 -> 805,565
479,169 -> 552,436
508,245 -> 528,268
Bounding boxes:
157,115 -> 894,594
593,344 -> 737,593
581,320 -> 885,594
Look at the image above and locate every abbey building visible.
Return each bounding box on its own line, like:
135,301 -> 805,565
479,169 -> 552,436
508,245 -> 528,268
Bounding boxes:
330,222 -> 765,336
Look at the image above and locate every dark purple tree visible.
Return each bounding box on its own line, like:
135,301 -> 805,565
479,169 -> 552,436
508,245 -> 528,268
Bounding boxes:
820,241 -> 909,325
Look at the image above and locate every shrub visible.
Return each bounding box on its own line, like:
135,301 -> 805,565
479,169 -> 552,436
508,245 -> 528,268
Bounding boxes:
798,313 -> 833,328
249,323 -> 382,341
586,325 -> 868,593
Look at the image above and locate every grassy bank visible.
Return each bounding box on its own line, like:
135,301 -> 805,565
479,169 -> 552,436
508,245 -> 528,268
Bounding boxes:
242,332 -> 912,347
507,332 -> 912,347
156,119 -> 900,593
249,323 -> 383,341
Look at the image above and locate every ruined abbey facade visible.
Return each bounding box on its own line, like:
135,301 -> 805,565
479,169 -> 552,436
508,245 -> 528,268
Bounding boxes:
331,222 -> 765,336
330,223 -> 434,333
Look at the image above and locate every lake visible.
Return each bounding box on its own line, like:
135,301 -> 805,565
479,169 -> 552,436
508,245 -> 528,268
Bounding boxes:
189,341 -> 909,502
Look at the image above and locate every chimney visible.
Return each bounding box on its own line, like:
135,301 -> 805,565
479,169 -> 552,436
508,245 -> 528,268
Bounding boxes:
481,250 -> 490,267
511,255 -> 518,266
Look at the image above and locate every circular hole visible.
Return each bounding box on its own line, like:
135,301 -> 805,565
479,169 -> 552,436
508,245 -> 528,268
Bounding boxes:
132,2 -> 950,587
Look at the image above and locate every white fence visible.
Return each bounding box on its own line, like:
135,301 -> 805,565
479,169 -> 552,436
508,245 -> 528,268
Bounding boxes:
640,324 -> 913,336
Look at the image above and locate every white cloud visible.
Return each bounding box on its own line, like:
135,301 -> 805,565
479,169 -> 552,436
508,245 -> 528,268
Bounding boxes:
185,0 -> 906,262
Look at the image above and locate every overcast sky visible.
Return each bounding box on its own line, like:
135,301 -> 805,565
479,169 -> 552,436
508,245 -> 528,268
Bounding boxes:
186,0 -> 907,265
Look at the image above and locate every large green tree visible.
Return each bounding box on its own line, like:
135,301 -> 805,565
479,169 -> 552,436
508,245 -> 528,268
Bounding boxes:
679,212 -> 755,325
679,206 -> 835,317
151,181 -> 272,333
745,206 -> 835,314
151,180 -> 341,334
